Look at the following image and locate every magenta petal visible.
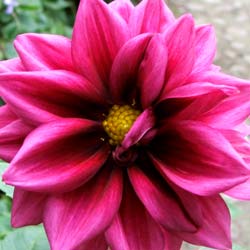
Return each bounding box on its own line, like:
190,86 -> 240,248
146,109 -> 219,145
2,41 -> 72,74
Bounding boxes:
151,121 -> 249,195
192,25 -> 216,73
162,82 -> 237,99
128,0 -> 174,36
14,33 -> 75,71
163,230 -> 182,250
11,188 -> 47,227
139,34 -> 168,108
3,118 -> 108,193
161,14 -> 195,94
0,105 -> 32,162
178,195 -> 232,250
110,33 -> 153,103
44,168 -> 123,250
105,184 -> 165,250
109,0 -> 134,23
128,167 -> 197,232
0,70 -> 106,125
0,58 -> 24,73
75,235 -> 108,250
200,91 -> 250,129
122,108 -> 155,150
72,0 -> 128,86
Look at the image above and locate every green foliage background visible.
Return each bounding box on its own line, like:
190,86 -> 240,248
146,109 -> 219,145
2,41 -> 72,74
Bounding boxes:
0,0 -> 245,250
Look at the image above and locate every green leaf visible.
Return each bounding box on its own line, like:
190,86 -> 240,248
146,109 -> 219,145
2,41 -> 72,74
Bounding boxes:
0,161 -> 14,198
0,225 -> 50,250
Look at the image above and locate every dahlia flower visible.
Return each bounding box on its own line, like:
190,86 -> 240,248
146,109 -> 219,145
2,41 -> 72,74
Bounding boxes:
1,0 -> 250,249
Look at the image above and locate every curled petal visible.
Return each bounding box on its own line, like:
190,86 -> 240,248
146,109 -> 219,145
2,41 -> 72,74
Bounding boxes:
14,34 -> 75,71
138,34 -> 168,108
128,0 -> 174,36
3,118 -> 109,193
11,188 -> 47,227
151,121 -> 249,195
44,167 -> 123,250
72,0 -> 128,87
110,33 -> 153,103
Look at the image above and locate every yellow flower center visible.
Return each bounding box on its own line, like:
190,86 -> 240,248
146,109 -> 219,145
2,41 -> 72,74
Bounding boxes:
103,105 -> 141,146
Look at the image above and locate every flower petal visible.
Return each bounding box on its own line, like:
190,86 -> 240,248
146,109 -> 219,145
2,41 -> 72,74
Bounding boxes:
0,70 -> 107,125
110,33 -> 153,103
44,167 -> 123,250
192,25 -> 216,73
151,121 -> 249,195
199,91 -> 250,129
3,118 -> 108,193
14,34 -> 75,71
75,235 -> 108,250
128,166 -> 197,232
138,34 -> 168,108
177,195 -> 232,250
11,188 -> 47,227
128,0 -> 174,36
161,14 -> 195,94
161,82 -> 237,100
72,0 -> 128,87
109,0 -> 134,23
105,183 -> 165,250
0,58 -> 24,73
163,230 -> 182,250
122,108 -> 155,149
0,105 -> 32,162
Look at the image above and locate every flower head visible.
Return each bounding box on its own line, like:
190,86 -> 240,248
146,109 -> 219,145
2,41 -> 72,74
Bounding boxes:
1,0 -> 250,249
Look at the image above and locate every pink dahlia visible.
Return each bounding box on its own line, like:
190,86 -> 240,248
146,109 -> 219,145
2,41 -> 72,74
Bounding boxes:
1,0 -> 250,249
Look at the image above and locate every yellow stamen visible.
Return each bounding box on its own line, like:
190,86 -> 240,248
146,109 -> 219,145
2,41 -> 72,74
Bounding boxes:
102,105 -> 140,146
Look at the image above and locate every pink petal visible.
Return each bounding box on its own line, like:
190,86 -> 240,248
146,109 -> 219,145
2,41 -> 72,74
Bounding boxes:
0,118 -> 32,162
187,70 -> 250,89
110,33 -> 153,103
72,0 -> 128,87
128,166 -> 197,232
44,167 -> 123,250
75,235 -> 108,250
11,188 -> 47,227
3,118 -> 109,193
0,70 -> 107,126
199,91 -> 250,129
122,108 -> 155,149
138,34 -> 168,108
169,91 -> 227,121
163,230 -> 182,250
0,58 -> 24,73
109,0 -> 134,23
0,105 -> 32,162
162,82 -> 237,99
192,25 -> 216,74
161,14 -> 195,94
178,195 -> 232,250
14,34 -> 75,71
105,183 -> 165,250
150,121 -> 249,195
128,0 -> 174,36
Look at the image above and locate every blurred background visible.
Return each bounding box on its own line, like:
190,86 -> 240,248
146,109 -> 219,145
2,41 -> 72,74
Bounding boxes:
0,0 -> 250,249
